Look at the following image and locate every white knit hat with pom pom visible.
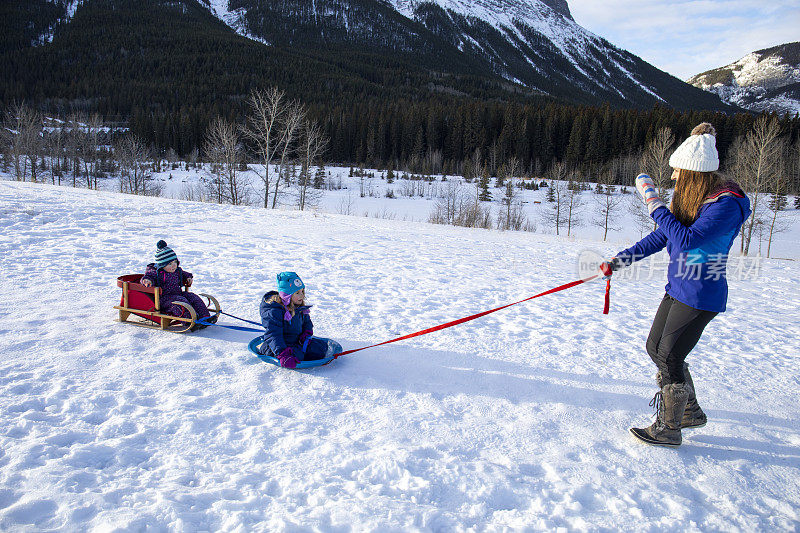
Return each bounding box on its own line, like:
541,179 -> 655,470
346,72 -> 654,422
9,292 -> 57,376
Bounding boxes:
668,122 -> 719,172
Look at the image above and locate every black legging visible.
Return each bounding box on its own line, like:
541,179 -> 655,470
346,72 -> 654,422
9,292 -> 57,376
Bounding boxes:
646,294 -> 717,384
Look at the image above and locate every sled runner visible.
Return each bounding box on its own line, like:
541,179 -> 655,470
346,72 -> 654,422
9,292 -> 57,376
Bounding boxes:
114,274 -> 221,333
247,336 -> 342,369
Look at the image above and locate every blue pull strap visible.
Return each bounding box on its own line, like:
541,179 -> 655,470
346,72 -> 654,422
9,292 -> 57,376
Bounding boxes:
196,313 -> 263,332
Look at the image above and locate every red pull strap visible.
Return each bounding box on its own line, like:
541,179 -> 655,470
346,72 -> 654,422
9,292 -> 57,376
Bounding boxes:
334,275 -> 601,359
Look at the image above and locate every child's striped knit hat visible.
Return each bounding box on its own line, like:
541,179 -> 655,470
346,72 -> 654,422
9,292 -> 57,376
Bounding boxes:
155,240 -> 178,268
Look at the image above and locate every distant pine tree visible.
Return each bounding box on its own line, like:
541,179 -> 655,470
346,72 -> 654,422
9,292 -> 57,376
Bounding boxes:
314,165 -> 325,189
503,180 -> 514,205
769,190 -> 788,211
478,172 -> 492,201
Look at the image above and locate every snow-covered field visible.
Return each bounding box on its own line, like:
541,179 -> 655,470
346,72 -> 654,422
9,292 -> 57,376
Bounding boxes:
1,178 -> 799,531
152,164 -> 800,260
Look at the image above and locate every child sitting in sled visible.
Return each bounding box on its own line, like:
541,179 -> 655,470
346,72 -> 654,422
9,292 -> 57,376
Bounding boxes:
258,272 -> 340,368
140,240 -> 211,323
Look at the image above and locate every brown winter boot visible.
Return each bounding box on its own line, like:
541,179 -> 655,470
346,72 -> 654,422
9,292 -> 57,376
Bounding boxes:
681,366 -> 707,428
657,365 -> 707,429
630,383 -> 691,447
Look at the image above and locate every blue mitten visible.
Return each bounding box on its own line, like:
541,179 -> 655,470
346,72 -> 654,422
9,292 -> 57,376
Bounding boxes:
635,174 -> 666,215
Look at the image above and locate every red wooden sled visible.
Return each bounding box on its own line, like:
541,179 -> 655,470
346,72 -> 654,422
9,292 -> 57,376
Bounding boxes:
114,274 -> 221,333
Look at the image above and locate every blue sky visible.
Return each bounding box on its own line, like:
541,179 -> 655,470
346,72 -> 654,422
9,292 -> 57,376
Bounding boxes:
567,1 -> 800,79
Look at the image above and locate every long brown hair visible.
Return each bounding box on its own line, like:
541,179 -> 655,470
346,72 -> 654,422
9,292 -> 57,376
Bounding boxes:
670,169 -> 722,225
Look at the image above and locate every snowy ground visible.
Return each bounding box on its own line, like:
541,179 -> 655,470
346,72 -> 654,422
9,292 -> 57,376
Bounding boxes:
1,179 -> 799,531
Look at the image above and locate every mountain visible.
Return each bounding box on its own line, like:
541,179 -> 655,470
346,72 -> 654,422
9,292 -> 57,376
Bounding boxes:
202,0 -> 732,110
688,42 -> 800,117
0,0 -> 745,161
1,0 -> 733,114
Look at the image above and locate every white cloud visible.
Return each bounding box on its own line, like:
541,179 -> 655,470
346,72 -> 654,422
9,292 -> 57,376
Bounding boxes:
568,0 -> 800,79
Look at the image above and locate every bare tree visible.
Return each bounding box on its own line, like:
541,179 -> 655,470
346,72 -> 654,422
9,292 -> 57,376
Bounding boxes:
591,171 -> 624,241
0,132 -> 10,173
82,113 -> 102,189
3,103 -> 42,181
564,174 -> 584,237
641,127 -> 675,204
607,152 -> 640,187
429,181 -> 492,229
791,140 -> 800,195
628,193 -> 654,238
44,123 -> 65,185
765,176 -> 792,258
24,114 -> 43,183
187,147 -> 199,169
296,120 -> 328,211
336,191 -> 356,216
498,157 -> 528,231
541,162 -> 568,235
116,135 -> 151,195
729,116 -> 786,255
242,87 -> 288,208
2,104 -> 25,181
469,148 -> 482,204
423,148 -> 444,175
429,181 -> 464,226
271,101 -> 304,208
204,117 -> 246,205
64,113 -> 82,187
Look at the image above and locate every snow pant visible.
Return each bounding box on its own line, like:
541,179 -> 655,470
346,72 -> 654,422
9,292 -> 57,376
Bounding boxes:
646,294 -> 717,385
160,292 -> 210,319
260,337 -> 337,361
299,337 -> 330,361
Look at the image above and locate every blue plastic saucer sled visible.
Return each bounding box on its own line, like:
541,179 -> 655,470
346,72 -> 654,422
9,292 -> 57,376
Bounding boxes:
248,337 -> 342,369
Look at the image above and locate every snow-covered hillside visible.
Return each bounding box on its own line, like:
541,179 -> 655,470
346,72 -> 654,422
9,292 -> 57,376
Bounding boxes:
688,42 -> 800,116
1,179 -> 799,530
399,0 -> 654,96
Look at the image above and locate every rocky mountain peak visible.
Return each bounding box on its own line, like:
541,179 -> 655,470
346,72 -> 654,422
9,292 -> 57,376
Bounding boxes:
540,0 -> 571,20
688,41 -> 800,116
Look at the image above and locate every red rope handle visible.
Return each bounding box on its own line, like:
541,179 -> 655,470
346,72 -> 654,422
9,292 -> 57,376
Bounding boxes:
599,262 -> 612,315
334,274 -> 602,359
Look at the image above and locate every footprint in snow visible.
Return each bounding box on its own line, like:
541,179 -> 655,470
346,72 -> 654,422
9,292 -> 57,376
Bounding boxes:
272,407 -> 293,418
2,498 -> 58,527
0,489 -> 21,510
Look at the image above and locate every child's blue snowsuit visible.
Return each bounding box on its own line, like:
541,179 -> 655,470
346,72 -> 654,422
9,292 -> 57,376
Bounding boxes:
258,291 -> 329,361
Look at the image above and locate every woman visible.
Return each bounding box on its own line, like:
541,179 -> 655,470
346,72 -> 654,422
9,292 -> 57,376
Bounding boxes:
603,123 -> 751,447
